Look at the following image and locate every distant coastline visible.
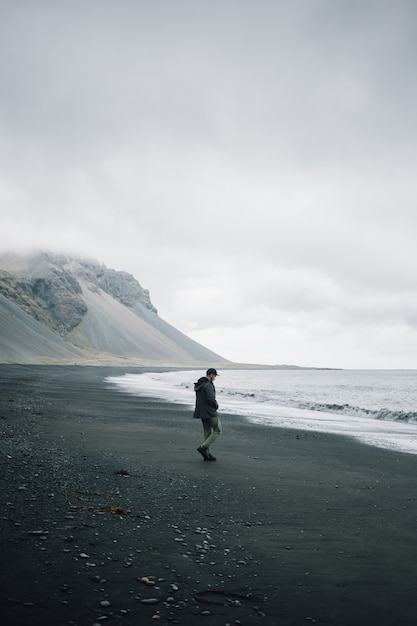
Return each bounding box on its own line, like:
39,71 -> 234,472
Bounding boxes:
0,357 -> 339,370
221,362 -> 342,370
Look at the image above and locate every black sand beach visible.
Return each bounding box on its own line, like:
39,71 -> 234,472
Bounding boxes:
1,365 -> 417,626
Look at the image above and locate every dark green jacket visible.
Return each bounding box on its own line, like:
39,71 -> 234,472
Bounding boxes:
193,376 -> 218,420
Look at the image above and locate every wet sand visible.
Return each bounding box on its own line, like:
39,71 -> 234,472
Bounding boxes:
1,364 -> 417,626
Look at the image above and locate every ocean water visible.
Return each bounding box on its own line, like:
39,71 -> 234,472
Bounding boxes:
106,369 -> 417,456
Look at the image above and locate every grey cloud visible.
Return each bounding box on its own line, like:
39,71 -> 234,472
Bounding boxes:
1,0 -> 417,367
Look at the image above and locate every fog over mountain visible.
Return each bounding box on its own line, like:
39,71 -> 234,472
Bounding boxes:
0,252 -> 228,366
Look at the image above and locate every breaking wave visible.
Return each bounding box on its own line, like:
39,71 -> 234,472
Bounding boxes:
292,401 -> 417,424
215,383 -> 417,426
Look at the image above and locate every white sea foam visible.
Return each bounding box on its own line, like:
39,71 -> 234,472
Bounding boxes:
106,369 -> 417,455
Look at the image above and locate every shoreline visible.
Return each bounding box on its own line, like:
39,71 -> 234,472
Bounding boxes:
2,364 -> 417,625
107,368 -> 417,458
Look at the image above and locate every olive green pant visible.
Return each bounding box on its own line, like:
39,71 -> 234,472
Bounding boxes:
201,417 -> 222,452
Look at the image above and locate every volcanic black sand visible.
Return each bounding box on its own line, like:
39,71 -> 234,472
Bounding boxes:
1,365 -> 417,626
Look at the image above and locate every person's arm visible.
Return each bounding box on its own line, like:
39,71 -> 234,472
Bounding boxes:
205,383 -> 218,410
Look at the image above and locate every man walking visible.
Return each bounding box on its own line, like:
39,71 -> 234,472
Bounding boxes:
193,368 -> 221,461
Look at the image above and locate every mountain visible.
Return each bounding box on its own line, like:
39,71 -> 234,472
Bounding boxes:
0,252 -> 228,366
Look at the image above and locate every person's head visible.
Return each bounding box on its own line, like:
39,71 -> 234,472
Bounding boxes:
206,368 -> 219,381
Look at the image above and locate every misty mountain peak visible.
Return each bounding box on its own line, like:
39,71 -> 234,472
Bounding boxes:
0,251 -> 226,365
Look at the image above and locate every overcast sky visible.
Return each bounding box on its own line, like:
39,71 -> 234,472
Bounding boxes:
1,0 -> 417,369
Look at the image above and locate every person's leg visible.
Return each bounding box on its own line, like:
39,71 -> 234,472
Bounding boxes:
197,419 -> 213,459
202,417 -> 222,451
202,419 -> 212,445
